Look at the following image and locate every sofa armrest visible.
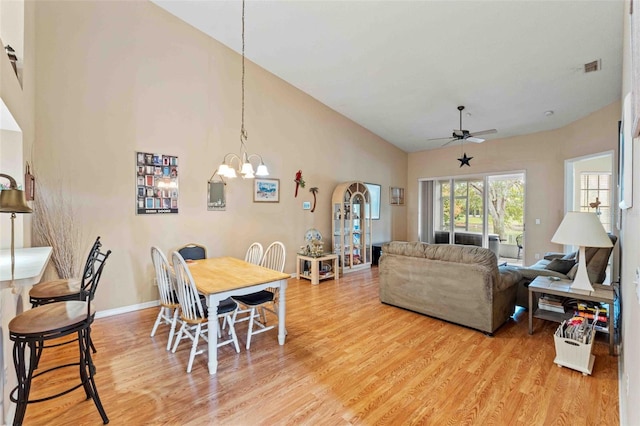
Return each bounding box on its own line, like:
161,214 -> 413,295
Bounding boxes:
497,266 -> 523,291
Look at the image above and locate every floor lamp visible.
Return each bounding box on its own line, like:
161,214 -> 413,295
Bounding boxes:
0,174 -> 33,286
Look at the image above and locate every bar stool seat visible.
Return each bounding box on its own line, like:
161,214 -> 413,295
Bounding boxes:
29,278 -> 82,305
9,300 -> 94,335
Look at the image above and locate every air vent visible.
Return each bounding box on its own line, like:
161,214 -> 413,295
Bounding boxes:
584,59 -> 601,73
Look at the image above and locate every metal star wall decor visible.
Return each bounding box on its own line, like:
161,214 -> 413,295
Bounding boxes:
457,152 -> 473,167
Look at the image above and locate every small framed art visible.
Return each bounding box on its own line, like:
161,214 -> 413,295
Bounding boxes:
390,187 -> 405,205
254,178 -> 280,203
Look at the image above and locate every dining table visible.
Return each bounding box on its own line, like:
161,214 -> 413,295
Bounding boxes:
186,256 -> 290,374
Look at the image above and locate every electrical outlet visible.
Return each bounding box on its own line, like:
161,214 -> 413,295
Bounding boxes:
535,253 -> 540,260
152,277 -> 158,287
535,218 -> 541,225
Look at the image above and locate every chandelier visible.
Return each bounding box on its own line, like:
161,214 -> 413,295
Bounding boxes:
217,0 -> 268,179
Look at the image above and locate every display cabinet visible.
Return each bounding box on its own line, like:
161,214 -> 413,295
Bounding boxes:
332,181 -> 372,274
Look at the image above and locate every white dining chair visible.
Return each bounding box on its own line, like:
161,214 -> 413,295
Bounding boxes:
171,251 -> 240,373
150,246 -> 181,351
244,242 -> 264,265
233,241 -> 286,349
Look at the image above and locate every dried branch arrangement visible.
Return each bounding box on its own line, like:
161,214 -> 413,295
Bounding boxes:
32,181 -> 82,279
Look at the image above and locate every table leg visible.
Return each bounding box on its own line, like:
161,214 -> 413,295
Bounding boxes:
207,295 -> 220,375
296,257 -> 300,280
311,259 -> 319,285
334,257 -> 339,283
278,279 -> 287,345
528,289 -> 533,335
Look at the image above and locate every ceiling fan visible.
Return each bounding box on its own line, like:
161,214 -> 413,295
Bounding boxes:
428,106 -> 497,146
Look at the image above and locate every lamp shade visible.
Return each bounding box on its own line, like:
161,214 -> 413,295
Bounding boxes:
0,173 -> 32,214
551,212 -> 612,248
0,189 -> 32,213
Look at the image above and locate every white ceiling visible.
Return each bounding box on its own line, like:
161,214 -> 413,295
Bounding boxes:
151,0 -> 624,153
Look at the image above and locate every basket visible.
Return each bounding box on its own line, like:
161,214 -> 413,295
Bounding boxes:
553,314 -> 597,375
553,329 -> 595,375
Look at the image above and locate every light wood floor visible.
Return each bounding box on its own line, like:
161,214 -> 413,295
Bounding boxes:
23,268 -> 619,425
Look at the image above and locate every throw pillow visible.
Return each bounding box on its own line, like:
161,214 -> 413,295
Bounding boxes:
544,258 -> 576,275
566,264 -> 579,280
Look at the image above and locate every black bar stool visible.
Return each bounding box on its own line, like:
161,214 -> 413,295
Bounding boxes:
8,248 -> 111,425
29,236 -> 101,307
29,237 -> 102,365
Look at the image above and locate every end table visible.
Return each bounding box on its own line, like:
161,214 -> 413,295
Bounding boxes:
528,275 -> 616,355
296,253 -> 339,285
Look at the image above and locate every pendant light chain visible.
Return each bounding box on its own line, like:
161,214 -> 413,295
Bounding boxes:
240,0 -> 248,151
215,0 -> 269,179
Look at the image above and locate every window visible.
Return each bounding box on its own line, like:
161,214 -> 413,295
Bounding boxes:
580,172 -> 611,233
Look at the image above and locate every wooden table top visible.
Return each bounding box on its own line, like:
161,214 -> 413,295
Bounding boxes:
187,256 -> 290,295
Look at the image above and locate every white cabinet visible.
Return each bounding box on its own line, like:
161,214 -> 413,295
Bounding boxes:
332,181 -> 372,274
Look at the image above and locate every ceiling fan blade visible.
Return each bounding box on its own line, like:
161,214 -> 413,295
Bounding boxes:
441,138 -> 457,147
470,129 -> 497,137
426,136 -> 455,141
466,137 -> 485,143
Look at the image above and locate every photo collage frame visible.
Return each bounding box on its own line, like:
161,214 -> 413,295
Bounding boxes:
136,152 -> 179,214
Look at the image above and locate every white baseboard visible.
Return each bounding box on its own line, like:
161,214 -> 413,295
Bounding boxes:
95,300 -> 159,319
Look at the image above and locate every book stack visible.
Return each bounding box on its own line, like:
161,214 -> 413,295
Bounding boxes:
575,302 -> 608,333
538,295 -> 565,313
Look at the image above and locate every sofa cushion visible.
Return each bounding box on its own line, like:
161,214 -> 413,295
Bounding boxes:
544,258 -> 576,274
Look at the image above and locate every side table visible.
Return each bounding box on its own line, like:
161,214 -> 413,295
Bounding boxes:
296,253 -> 339,285
528,275 -> 615,355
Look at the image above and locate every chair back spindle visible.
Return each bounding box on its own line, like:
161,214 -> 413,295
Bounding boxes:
172,252 -> 206,321
244,242 -> 264,265
261,241 -> 286,272
151,247 -> 176,305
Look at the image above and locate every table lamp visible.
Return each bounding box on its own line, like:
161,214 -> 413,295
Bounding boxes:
0,173 -> 33,284
551,211 -> 612,292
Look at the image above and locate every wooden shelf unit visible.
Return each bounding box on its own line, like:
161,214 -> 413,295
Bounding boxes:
332,181 -> 372,274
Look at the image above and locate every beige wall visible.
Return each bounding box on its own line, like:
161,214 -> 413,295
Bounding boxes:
408,102 -> 620,267
32,1 -> 407,311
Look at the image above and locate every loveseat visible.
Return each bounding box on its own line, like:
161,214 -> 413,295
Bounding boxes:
513,233 -> 617,307
379,241 -> 522,334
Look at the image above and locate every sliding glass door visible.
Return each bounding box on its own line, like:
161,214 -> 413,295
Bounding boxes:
420,172 -> 525,264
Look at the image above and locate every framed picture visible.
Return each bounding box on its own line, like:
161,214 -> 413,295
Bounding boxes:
390,187 -> 405,205
137,151 -> 178,214
365,183 -> 381,220
254,178 -> 280,203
